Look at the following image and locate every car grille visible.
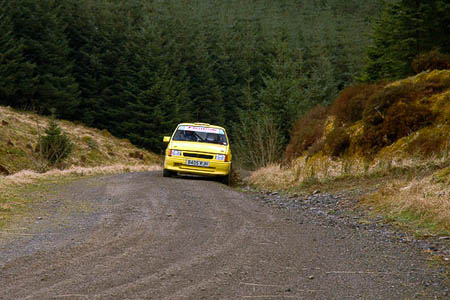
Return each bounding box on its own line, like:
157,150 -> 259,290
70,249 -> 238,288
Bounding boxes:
183,152 -> 214,159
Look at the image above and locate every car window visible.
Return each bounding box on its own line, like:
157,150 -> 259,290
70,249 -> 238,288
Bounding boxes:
173,126 -> 228,145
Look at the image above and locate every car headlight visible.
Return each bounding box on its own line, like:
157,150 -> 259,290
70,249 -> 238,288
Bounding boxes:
216,154 -> 226,161
170,149 -> 182,156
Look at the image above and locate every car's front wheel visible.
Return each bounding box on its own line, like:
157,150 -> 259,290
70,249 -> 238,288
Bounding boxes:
163,168 -> 174,177
220,166 -> 232,186
221,173 -> 231,185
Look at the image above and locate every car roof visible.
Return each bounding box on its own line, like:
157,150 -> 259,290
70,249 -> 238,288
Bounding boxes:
177,123 -> 226,131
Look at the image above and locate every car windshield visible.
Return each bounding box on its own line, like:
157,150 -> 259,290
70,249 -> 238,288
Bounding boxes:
173,126 -> 228,145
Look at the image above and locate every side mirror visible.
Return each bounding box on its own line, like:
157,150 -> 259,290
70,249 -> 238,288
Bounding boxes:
163,136 -> 170,143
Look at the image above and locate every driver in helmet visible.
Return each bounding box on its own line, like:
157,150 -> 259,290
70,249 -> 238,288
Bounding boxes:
184,130 -> 197,141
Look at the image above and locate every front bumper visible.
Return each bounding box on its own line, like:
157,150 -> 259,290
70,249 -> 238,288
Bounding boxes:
164,156 -> 231,176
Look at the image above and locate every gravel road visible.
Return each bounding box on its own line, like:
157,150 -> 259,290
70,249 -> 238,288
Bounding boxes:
0,171 -> 448,299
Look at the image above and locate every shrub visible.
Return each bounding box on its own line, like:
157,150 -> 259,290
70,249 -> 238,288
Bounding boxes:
324,127 -> 350,157
362,102 -> 435,155
233,113 -> 284,169
363,83 -> 415,127
360,83 -> 436,155
330,83 -> 384,124
306,139 -> 325,157
383,102 -> 435,142
405,127 -> 449,158
412,49 -> 450,74
81,136 -> 98,150
285,105 -> 329,161
432,167 -> 450,185
38,119 -> 74,165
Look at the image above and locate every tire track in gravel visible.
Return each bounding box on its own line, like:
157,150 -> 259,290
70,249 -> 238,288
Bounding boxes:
0,171 -> 448,299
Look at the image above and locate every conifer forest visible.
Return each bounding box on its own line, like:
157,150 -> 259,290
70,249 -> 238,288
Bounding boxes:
1,0 -> 449,166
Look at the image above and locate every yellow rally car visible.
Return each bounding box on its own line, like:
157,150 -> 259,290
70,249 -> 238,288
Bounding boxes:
162,123 -> 232,184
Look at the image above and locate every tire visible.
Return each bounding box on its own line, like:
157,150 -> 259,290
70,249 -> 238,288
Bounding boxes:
221,165 -> 232,186
221,172 -> 231,185
163,168 -> 173,177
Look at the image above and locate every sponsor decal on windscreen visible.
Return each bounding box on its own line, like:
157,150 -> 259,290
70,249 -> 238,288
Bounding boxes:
179,126 -> 224,134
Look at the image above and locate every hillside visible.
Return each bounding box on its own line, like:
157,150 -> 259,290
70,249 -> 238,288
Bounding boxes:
248,70 -> 450,235
0,106 -> 161,176
0,106 -> 161,228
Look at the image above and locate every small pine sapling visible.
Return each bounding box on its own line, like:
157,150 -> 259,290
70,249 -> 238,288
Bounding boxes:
38,118 -> 74,165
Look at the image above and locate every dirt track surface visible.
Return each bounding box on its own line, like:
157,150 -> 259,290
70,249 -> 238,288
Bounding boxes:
0,171 -> 448,299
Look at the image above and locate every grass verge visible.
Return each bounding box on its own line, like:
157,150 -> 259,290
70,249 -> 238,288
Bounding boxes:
247,158 -> 450,236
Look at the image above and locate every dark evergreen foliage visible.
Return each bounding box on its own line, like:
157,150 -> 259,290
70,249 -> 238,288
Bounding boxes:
0,11 -> 35,106
1,0 -> 394,161
38,118 -> 74,164
363,0 -> 450,81
2,0 -> 80,117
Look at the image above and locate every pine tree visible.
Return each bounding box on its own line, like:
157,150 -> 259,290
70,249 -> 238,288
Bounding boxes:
6,0 -> 80,117
0,11 -> 35,106
256,31 -> 310,142
38,117 -> 74,164
119,15 -> 192,152
185,29 -> 225,126
363,0 -> 450,81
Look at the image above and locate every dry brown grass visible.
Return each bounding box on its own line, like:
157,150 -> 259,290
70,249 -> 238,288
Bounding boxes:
0,106 -> 161,174
363,169 -> 450,234
248,156 -> 450,234
247,164 -> 298,191
247,151 -> 450,234
0,164 -> 161,188
247,155 -> 368,191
